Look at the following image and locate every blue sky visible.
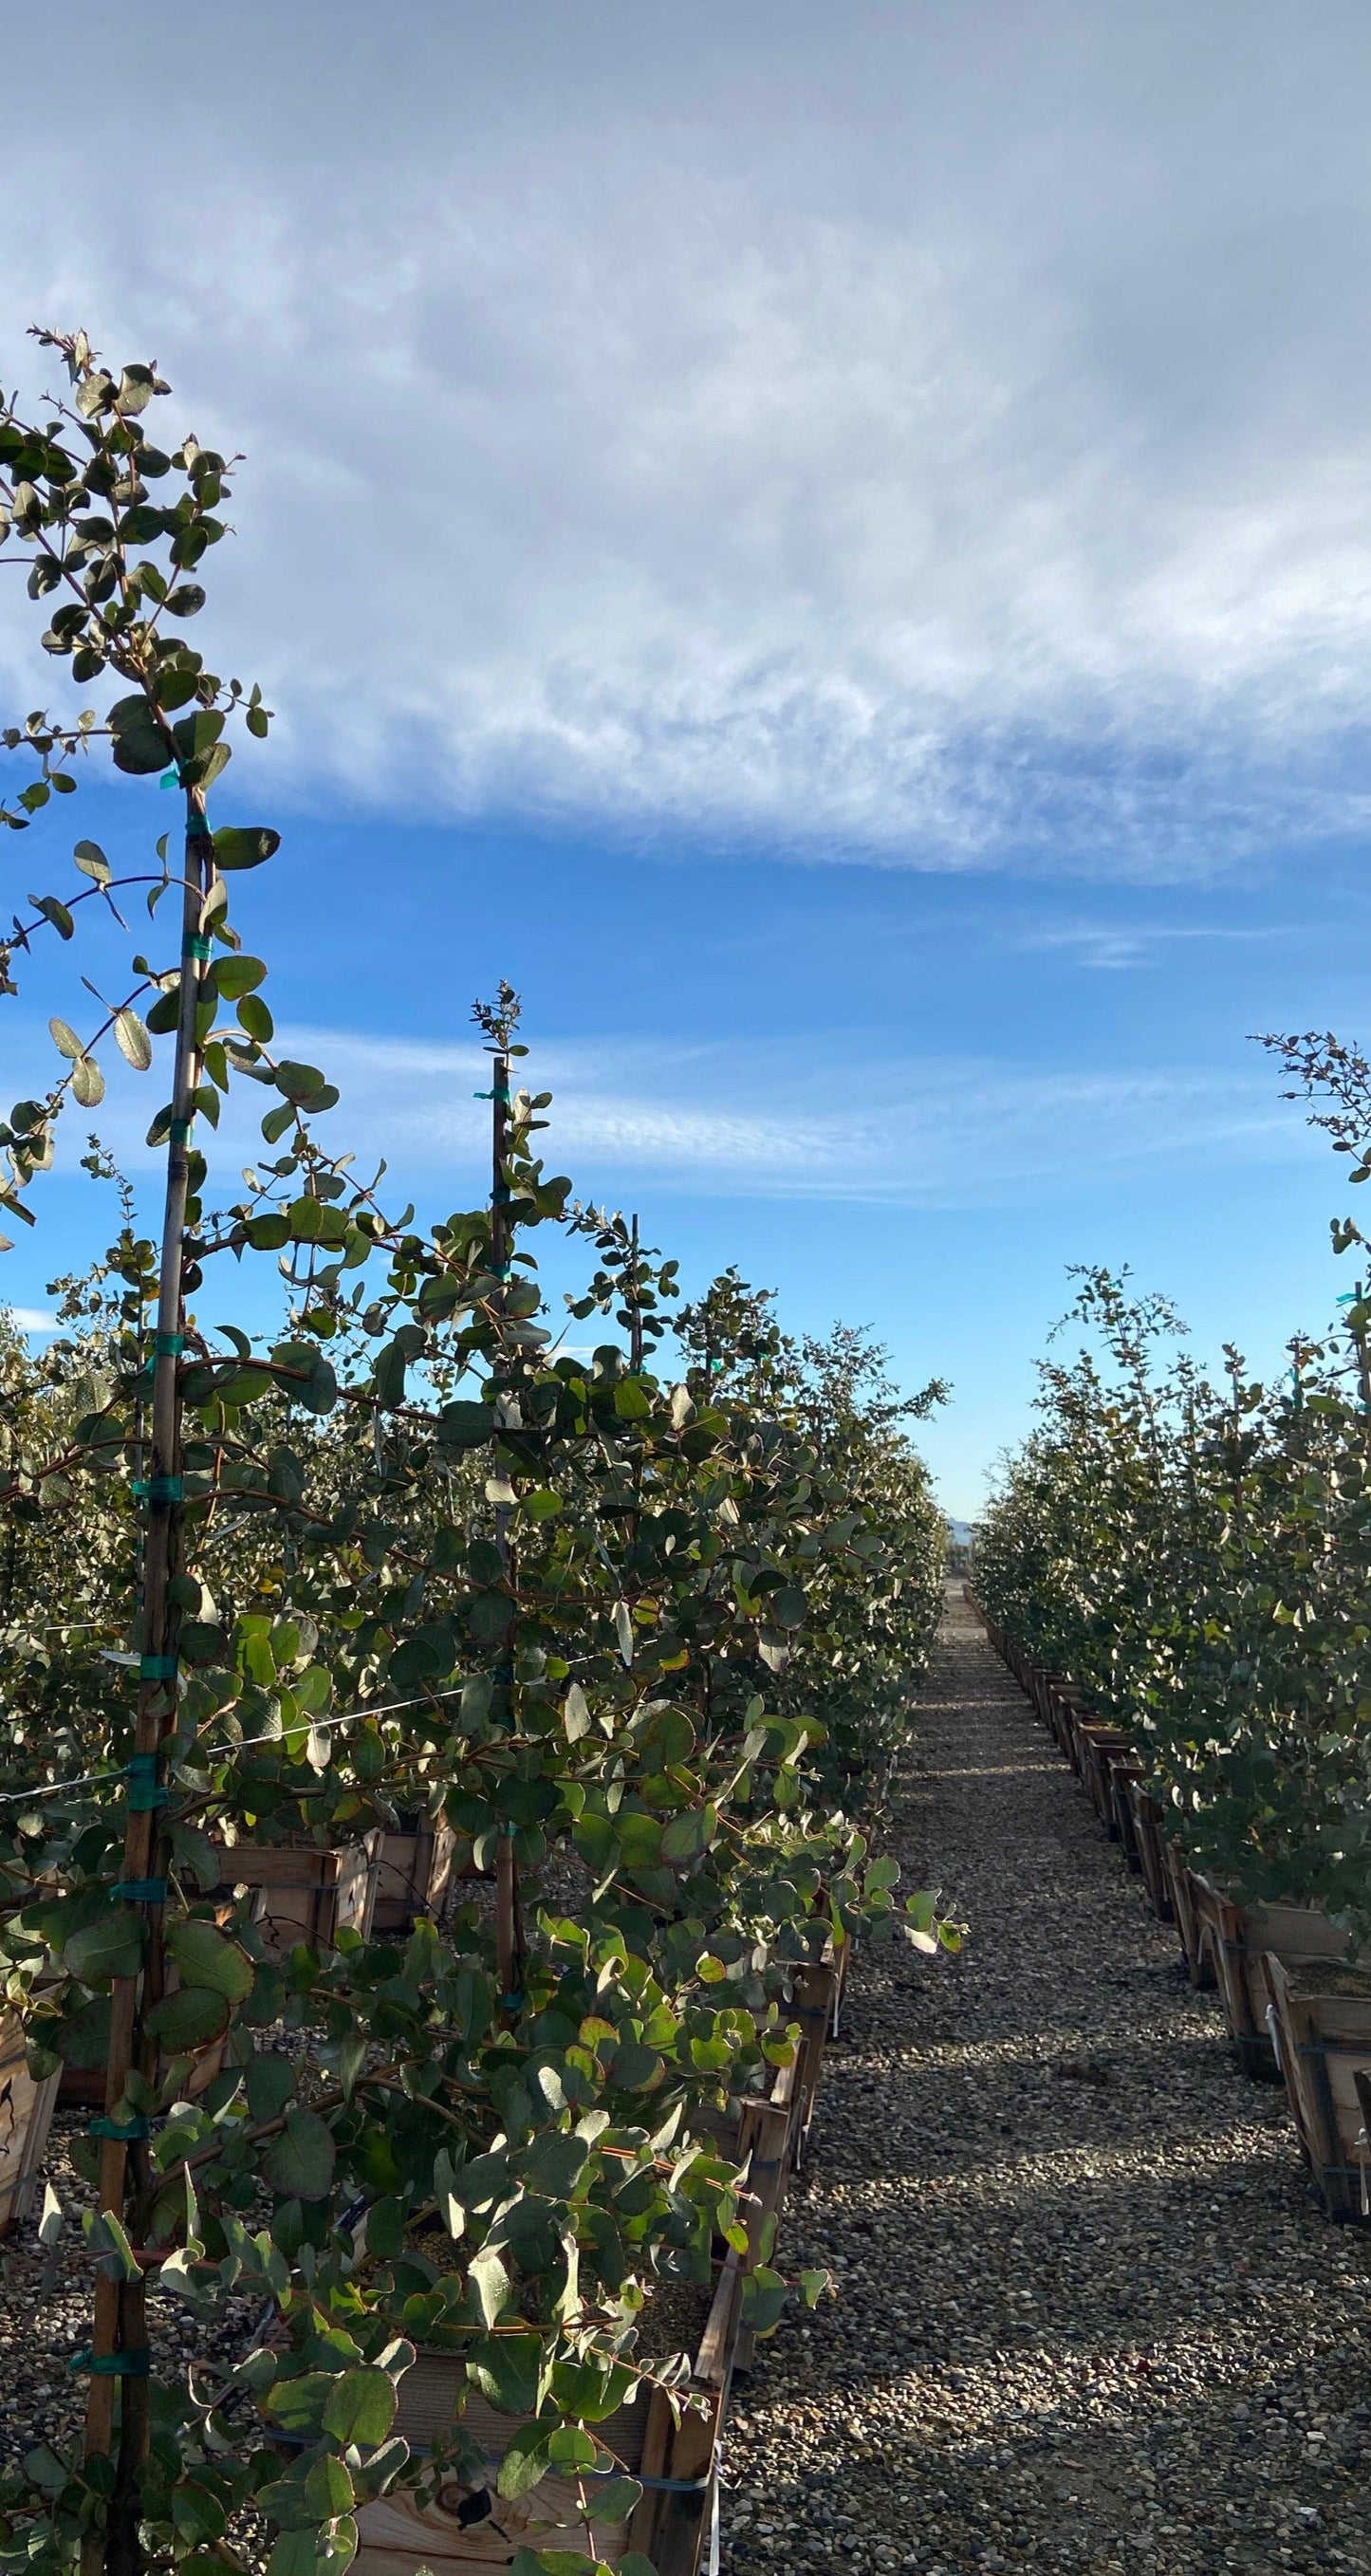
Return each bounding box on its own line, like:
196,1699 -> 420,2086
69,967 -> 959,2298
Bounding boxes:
3,0 -> 1371,1514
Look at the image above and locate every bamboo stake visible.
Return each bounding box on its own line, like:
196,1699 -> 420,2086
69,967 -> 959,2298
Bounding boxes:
82,788 -> 213,2576
485,1034 -> 521,2011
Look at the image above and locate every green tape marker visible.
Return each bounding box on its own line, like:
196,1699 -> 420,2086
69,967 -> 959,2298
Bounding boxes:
69,2348 -> 152,2378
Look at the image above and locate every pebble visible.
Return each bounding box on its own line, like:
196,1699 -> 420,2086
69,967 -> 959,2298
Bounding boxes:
721,1587 -> 1371,2576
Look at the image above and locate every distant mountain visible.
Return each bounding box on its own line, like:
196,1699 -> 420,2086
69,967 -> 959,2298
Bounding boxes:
947,1518 -> 974,1546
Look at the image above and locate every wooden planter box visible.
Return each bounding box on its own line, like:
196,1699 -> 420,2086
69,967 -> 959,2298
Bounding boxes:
353,1943 -> 835,2572
211,1832 -> 380,1955
1267,1955 -> 1371,2221
1076,1722 -> 1132,1834
0,2010 -> 60,2236
355,2176 -> 752,2575
1108,1756 -> 1144,1867
1048,1682 -> 1086,1770
787,1946 -> 845,2165
1192,1883 -> 1368,2083
371,1820 -> 457,1937
1160,1842 -> 1215,1987
1126,1781 -> 1173,1922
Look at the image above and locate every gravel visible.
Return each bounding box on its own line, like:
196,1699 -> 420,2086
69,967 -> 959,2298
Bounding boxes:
721,1585 -> 1371,2576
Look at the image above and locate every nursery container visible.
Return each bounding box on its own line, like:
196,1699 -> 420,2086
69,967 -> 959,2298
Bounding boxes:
1190,1880 -> 1365,2081
370,1817 -> 457,1937
0,2010 -> 60,2235
1266,1955 -> 1371,2221
210,1831 -> 381,1955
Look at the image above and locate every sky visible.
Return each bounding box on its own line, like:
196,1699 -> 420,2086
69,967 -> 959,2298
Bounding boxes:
2,0 -> 1371,1514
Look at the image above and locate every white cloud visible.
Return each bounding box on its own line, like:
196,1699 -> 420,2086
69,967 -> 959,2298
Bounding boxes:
6,1307 -> 58,1334
243,1028 -> 1302,1209
2,2 -> 1371,870
0,1010 -> 1307,1214
1015,919 -> 1303,971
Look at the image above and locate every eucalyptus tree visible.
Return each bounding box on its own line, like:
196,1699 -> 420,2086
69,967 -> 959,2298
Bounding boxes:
0,334 -> 954,2576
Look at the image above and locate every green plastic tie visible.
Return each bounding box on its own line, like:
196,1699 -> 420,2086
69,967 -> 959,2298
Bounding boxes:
182,934 -> 212,962
499,1991 -> 524,2010
139,1656 -> 177,1681
69,2348 -> 152,2378
158,772 -> 177,790
88,2114 -> 150,2141
131,1475 -> 184,1507
167,1117 -> 192,1146
125,1750 -> 170,1807
154,1332 -> 185,1360
110,1878 -> 167,1904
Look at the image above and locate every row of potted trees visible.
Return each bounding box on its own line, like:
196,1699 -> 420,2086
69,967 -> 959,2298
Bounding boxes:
972,1224 -> 1371,2226
0,331 -> 955,2576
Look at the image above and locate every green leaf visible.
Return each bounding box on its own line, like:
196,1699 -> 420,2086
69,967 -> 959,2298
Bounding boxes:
213,826 -> 280,872
264,2106 -> 337,2202
64,1913 -> 144,1984
165,1918 -> 253,2001
772,1584 -> 807,1629
520,2131 -> 588,2200
266,2534 -> 322,2576
48,1017 -> 82,1060
237,993 -> 275,1043
72,1055 -> 105,1107
108,695 -> 169,775
323,2367 -> 397,2447
30,894 -> 73,938
304,2456 -> 355,2520
213,953 -> 268,998
468,2243 -> 511,2326
274,1059 -> 328,1102
741,2263 -> 790,2335
114,1010 -> 153,1071
143,1985 -> 230,2050
172,709 -> 225,764
73,839 -> 111,884
496,2421 -> 554,2500
660,1806 -> 715,1865
247,2051 -> 297,2122
468,2331 -> 542,2418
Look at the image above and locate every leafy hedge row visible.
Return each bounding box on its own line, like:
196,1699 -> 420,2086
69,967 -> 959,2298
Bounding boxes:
0,332 -> 953,2576
976,1049 -> 1371,1940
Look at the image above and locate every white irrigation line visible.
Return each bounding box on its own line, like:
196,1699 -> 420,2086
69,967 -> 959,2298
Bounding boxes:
0,1680 -> 472,1807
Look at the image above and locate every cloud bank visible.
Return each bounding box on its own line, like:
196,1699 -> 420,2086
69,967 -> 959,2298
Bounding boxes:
4,1019 -> 1297,1215
2,1 -> 1370,873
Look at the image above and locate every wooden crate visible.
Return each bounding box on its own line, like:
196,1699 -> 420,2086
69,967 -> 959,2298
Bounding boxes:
0,2010 -> 60,2236
371,1820 -> 457,1937
1267,1955 -> 1371,2220
354,2234 -> 741,2576
1047,1682 -> 1084,1770
1076,1722 -> 1132,1834
211,1831 -> 380,1955
352,1960 -> 829,2573
1160,1842 -> 1215,1987
1108,1756 -> 1144,1867
1191,1885 -> 1366,2082
1127,1781 -> 1173,1922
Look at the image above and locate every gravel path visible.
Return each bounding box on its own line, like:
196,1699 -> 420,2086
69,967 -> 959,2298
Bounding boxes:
723,1586 -> 1371,2576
